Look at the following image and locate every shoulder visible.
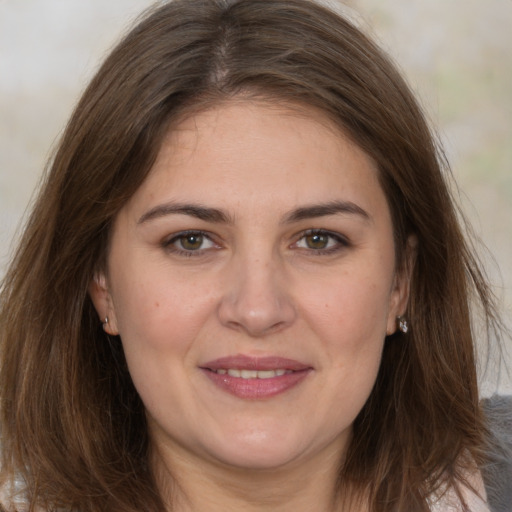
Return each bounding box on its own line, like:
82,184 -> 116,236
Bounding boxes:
431,394 -> 512,512
0,477 -> 46,512
429,467 -> 490,512
0,477 -> 27,511
481,394 -> 512,512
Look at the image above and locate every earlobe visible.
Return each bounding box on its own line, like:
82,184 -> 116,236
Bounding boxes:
386,235 -> 417,335
88,272 -> 119,335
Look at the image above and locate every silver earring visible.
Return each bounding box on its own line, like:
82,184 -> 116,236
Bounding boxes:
102,316 -> 109,330
397,316 -> 409,334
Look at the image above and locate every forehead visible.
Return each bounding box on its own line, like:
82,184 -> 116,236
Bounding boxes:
122,100 -> 386,220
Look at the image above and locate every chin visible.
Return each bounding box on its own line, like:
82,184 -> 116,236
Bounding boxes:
203,426 -> 313,471
213,447 -> 303,471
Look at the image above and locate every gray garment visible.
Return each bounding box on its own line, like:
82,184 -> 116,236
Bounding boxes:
481,395 -> 512,512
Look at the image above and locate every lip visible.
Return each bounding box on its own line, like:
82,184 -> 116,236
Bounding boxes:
200,355 -> 312,399
202,354 -> 310,372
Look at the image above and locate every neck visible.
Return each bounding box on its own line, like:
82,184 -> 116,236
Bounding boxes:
151,437 -> 352,512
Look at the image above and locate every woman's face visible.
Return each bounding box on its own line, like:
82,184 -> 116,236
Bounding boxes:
91,100 -> 410,471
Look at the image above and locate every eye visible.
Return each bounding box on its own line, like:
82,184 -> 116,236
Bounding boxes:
293,229 -> 348,254
164,231 -> 218,255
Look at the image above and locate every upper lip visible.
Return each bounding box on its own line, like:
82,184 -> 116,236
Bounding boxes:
200,354 -> 311,372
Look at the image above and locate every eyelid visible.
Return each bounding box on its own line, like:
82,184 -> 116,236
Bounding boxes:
162,230 -> 221,256
292,229 -> 350,253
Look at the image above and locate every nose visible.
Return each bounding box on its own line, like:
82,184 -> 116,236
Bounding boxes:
217,252 -> 297,337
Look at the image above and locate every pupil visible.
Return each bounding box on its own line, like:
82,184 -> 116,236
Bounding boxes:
307,233 -> 328,249
182,234 -> 202,250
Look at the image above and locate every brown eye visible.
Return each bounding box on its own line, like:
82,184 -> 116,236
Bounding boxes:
179,233 -> 204,251
304,233 -> 329,249
164,231 -> 217,255
294,230 -> 348,254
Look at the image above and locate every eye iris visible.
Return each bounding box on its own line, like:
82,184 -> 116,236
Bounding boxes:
180,234 -> 203,250
306,233 -> 329,249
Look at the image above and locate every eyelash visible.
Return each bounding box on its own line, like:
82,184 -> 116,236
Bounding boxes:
162,230 -> 219,257
162,229 -> 350,257
293,229 -> 350,255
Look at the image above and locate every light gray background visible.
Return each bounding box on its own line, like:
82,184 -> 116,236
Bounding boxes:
1,0 -> 511,392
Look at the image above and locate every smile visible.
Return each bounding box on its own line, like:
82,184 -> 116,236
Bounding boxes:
212,369 -> 291,379
201,355 -> 312,399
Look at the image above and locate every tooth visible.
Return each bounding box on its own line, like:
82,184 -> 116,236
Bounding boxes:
257,370 -> 276,379
220,368 -> 291,378
240,370 -> 258,379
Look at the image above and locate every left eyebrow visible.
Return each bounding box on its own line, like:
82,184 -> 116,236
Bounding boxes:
282,200 -> 371,224
137,202 -> 234,225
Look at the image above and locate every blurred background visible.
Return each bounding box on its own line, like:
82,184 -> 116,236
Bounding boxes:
1,0 -> 511,392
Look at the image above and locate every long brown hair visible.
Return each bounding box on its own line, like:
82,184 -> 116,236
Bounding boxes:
0,1 -> 502,510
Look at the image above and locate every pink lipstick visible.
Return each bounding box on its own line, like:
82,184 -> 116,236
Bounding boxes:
200,355 -> 312,399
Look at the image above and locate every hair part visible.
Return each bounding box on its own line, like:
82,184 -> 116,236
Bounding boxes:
0,1 -> 502,510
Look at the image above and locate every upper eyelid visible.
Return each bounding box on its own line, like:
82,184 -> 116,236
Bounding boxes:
162,229 -> 348,244
160,228 -> 350,254
289,230 -> 351,256
163,230 -> 218,247
165,229 -> 213,239
294,228 -> 349,243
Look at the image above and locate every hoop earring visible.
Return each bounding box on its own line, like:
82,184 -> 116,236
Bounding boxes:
397,316 -> 409,334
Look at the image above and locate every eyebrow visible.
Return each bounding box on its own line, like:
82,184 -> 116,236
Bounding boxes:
282,200 -> 371,224
138,203 -> 234,225
137,199 -> 371,225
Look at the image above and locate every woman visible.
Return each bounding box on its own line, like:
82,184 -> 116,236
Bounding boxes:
0,0 -> 507,510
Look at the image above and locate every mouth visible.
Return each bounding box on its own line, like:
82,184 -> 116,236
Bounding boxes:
200,355 -> 312,399
209,368 -> 292,379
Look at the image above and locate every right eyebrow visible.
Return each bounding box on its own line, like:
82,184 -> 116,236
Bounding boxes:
282,200 -> 372,224
137,202 -> 234,225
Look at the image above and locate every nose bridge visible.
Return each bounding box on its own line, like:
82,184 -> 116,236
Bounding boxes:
217,245 -> 296,336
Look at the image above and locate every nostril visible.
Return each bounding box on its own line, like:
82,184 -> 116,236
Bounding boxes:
217,292 -> 296,337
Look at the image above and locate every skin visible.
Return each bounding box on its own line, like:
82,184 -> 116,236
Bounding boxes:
90,100 -> 413,511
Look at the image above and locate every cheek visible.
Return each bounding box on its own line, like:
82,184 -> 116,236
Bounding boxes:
301,268 -> 392,344
110,262 -> 219,354
295,277 -> 388,439
296,261 -> 393,412
109,268 -> 221,415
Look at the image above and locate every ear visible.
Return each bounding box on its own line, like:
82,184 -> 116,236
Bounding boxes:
88,271 -> 119,335
386,235 -> 417,335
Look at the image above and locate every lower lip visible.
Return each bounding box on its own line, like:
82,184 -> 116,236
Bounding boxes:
201,369 -> 311,399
